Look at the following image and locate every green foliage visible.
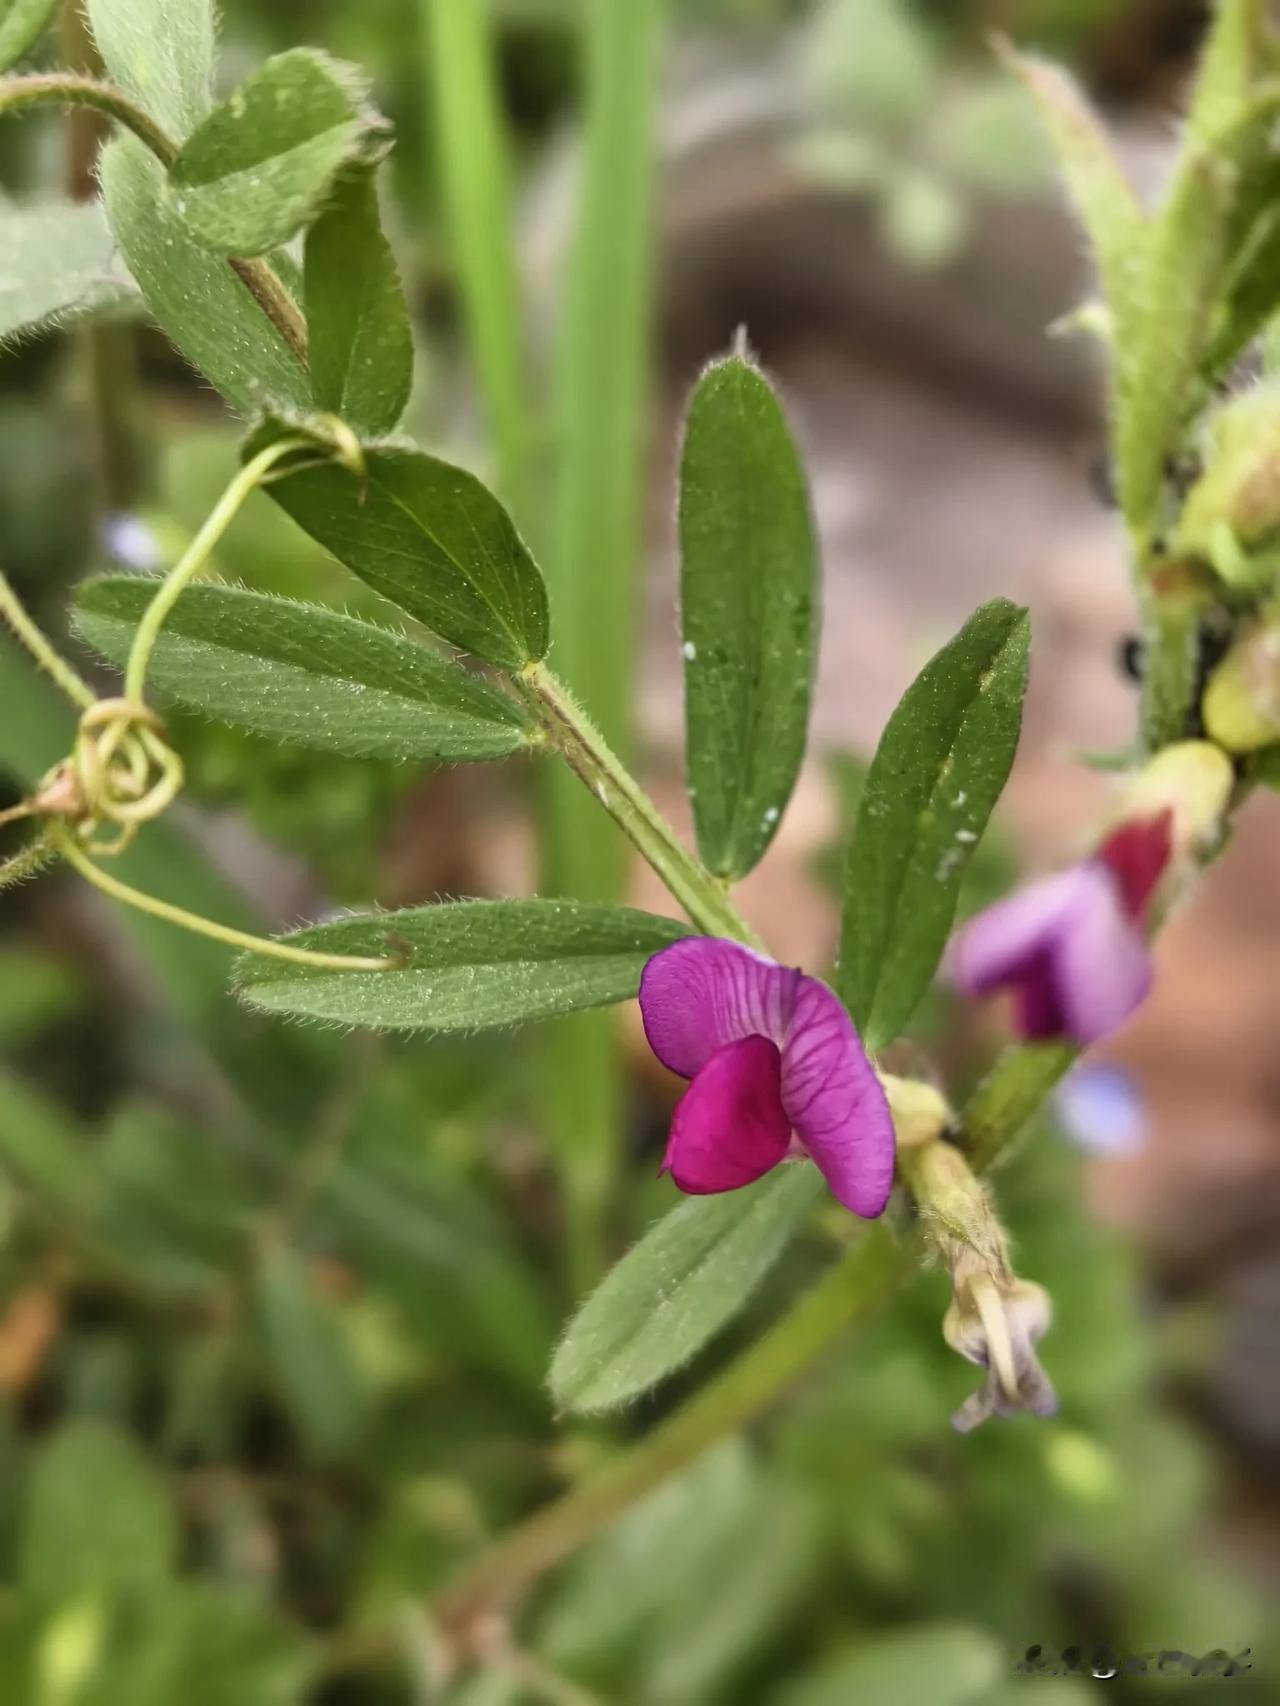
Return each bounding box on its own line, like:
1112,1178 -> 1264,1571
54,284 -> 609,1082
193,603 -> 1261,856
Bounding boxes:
550,1167 -> 825,1413
304,168 -> 413,436
99,140 -> 311,417
838,600 -> 1029,1050
773,1622 -> 1002,1706
235,899 -> 690,1030
0,0 -> 56,72
253,437 -> 550,668
19,1420 -> 177,1600
74,578 -> 531,763
255,1248 -> 372,1460
169,50 -> 387,257
86,0 -> 215,140
0,201 -> 138,345
678,351 -> 817,879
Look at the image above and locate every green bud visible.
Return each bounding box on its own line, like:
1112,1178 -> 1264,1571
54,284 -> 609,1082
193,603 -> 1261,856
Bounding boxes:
1116,739 -> 1235,852
1203,617 -> 1280,751
1176,387 -> 1280,587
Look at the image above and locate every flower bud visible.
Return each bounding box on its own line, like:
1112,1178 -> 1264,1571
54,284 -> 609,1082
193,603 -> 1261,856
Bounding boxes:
1113,740 -> 1235,864
1176,387 -> 1280,587
1203,617 -> 1280,752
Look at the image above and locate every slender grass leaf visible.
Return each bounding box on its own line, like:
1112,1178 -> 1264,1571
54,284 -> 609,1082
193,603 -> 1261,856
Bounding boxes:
234,899 -> 689,1031
87,0 -> 214,141
1001,47 -> 1144,340
679,351 -> 817,878
255,438 -> 549,668
0,0 -> 56,71
100,138 -> 311,417
256,1249 -> 371,1461
304,168 -> 412,436
0,200 -> 138,344
838,599 -> 1029,1050
549,1165 -> 825,1414
20,1419 -> 177,1601
74,578 -> 530,762
170,50 -> 388,257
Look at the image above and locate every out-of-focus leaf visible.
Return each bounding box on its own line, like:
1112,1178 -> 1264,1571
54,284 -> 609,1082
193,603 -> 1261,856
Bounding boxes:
253,437 -> 550,669
1184,0 -> 1261,145
255,1248 -> 371,1460
0,1070 -> 96,1214
679,351 -> 817,878
86,0 -> 214,140
977,1684 -> 1099,1705
838,599 -> 1029,1050
1002,47 -> 1143,337
774,1623 -> 1002,1706
803,0 -> 936,126
170,51 -> 385,256
0,201 -> 138,344
549,1166 -> 825,1414
100,139 -> 311,417
19,1419 -> 177,1600
881,167 -> 967,268
235,899 -> 689,1031
0,0 -> 56,72
0,947 -> 84,1046
75,579 -> 531,762
304,168 -> 412,436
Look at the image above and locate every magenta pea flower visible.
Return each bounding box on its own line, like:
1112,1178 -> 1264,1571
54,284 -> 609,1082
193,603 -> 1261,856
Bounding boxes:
947,812 -> 1173,1045
638,938 -> 895,1218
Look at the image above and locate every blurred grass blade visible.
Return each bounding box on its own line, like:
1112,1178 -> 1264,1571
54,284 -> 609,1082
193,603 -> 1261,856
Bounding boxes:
420,0 -> 532,511
170,49 -> 385,256
86,0 -> 214,139
679,349 -> 817,878
549,1166 -> 825,1414
0,0 -> 57,72
838,599 -> 1029,1050
256,1248 -> 371,1461
541,0 -> 665,1284
101,139 -> 311,418
254,437 -> 549,669
0,200 -> 138,344
235,899 -> 690,1030
75,578 -> 531,762
304,168 -> 413,437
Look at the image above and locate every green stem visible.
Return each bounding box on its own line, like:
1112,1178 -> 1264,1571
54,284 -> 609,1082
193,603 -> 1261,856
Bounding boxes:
525,663 -> 763,948
433,1223 -> 917,1636
1138,580 -> 1203,752
0,74 -> 309,368
123,439 -> 302,702
961,1041 -> 1077,1173
0,565 -> 95,710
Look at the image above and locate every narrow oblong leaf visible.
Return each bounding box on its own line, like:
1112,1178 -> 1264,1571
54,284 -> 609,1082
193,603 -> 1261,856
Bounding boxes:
257,438 -> 550,669
1001,46 -> 1144,337
169,49 -> 386,257
679,351 -> 817,877
234,899 -> 690,1031
838,598 -> 1029,1050
87,0 -> 214,141
304,168 -> 412,436
100,138 -> 311,417
74,578 -> 529,762
0,0 -> 56,71
1184,0 -> 1261,145
549,1166 -> 825,1415
0,201 -> 137,344
256,1249 -> 370,1461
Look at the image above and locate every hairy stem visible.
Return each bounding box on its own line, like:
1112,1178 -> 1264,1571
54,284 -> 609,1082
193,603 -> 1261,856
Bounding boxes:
0,74 -> 309,368
523,663 -> 764,948
0,566 -> 95,710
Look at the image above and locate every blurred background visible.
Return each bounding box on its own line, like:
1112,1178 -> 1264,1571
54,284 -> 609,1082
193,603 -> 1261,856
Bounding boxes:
1,0 -> 1278,1700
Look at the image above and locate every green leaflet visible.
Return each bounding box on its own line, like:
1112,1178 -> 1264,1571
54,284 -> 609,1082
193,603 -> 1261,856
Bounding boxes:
234,899 -> 690,1031
0,200 -> 138,344
1183,0 -> 1262,147
549,1166 -> 826,1414
86,0 -> 215,141
256,438 -> 550,669
169,49 -> 387,256
679,352 -> 817,878
100,138 -> 311,418
74,578 -> 529,763
304,168 -> 413,436
774,1623 -> 1003,1706
0,0 -> 56,71
838,599 -> 1029,1051
255,1249 -> 371,1461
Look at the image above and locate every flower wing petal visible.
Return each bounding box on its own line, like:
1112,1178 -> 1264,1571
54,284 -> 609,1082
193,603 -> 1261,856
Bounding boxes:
780,976 -> 895,1218
639,937 -> 801,1078
947,868 -> 1096,995
1055,869 -> 1152,1043
662,1035 -> 791,1194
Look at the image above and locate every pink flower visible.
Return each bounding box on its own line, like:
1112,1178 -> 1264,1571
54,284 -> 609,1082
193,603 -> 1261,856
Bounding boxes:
638,938 -> 895,1217
947,812 -> 1173,1045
